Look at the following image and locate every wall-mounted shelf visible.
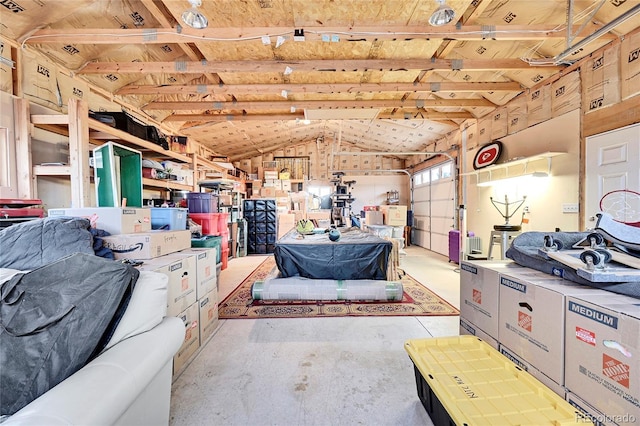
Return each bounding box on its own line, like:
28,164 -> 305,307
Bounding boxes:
461,151 -> 566,183
142,178 -> 192,191
33,165 -> 72,176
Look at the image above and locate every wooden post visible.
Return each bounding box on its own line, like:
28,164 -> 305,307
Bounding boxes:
67,98 -> 91,207
13,98 -> 33,199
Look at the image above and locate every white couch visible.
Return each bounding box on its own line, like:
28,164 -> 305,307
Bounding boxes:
1,270 -> 185,425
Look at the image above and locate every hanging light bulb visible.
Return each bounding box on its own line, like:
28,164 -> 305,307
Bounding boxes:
182,0 -> 208,29
429,0 -> 455,26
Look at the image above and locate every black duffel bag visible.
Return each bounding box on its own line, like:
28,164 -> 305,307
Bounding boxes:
0,253 -> 138,416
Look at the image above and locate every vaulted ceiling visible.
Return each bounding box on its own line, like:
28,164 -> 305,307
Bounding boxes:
2,0 -> 639,161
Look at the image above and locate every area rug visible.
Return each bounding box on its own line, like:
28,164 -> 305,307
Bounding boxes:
218,256 -> 459,319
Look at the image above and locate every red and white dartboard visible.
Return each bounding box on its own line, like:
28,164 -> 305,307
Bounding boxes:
473,141 -> 503,170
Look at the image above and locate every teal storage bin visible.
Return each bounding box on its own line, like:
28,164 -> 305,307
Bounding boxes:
191,235 -> 223,263
151,207 -> 188,230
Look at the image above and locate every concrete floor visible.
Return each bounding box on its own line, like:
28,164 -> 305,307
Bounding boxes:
169,245 -> 461,426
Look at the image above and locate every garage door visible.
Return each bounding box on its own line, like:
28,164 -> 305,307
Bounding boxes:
412,161 -> 455,256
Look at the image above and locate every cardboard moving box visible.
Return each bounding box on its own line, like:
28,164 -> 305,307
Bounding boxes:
459,260 -> 521,338
380,205 -> 407,226
102,229 -> 191,259
48,207 -> 151,234
564,294 -> 640,421
498,272 -> 607,385
199,290 -> 219,345
175,248 -> 217,299
137,253 -> 197,317
173,302 -> 199,376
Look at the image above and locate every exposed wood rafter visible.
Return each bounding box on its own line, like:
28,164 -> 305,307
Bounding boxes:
117,81 -> 523,95
78,59 -> 563,74
22,24 -> 614,45
144,99 -> 495,111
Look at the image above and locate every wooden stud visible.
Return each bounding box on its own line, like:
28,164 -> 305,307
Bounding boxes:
67,99 -> 92,208
13,98 -> 33,199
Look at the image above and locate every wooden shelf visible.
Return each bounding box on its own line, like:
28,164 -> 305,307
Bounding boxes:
87,119 -> 192,163
33,165 -> 72,176
142,178 -> 192,191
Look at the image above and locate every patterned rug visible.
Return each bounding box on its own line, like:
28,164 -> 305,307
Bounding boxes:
218,256 -> 459,319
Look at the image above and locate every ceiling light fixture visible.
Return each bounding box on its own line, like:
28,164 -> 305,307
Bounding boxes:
429,0 -> 455,26
182,0 -> 208,29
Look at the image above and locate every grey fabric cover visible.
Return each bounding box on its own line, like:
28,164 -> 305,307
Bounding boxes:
0,217 -> 94,270
505,231 -> 640,298
275,228 -> 392,280
0,253 -> 139,416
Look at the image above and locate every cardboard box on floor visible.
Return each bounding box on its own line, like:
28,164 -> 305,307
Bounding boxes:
102,229 -> 191,260
199,289 -> 219,345
173,301 -> 199,376
498,344 -> 565,397
48,207 -> 151,234
459,316 -> 498,350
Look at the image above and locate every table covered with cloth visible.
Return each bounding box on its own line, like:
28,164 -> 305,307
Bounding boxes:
274,227 -> 392,280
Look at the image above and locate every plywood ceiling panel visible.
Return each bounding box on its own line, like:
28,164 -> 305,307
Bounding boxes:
2,0 -> 637,161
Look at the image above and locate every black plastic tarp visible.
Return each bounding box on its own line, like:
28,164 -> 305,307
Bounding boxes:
274,228 -> 392,280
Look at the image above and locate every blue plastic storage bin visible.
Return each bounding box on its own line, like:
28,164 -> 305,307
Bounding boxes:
150,207 -> 188,230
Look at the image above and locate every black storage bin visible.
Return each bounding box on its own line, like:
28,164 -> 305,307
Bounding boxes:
146,126 -> 169,150
244,199 -> 278,255
90,111 -> 147,140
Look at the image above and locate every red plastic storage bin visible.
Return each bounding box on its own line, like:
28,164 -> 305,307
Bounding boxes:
217,212 -> 229,233
189,213 -> 219,235
221,248 -> 229,270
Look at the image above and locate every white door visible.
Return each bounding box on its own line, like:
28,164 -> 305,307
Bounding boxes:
585,123 -> 640,228
412,161 -> 455,256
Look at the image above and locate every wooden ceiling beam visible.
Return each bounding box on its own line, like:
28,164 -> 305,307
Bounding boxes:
79,59 -> 562,74
164,113 -> 305,122
24,24 -> 613,44
118,81 -> 522,95
163,110 -> 473,122
139,0 -> 221,85
143,98 -> 494,111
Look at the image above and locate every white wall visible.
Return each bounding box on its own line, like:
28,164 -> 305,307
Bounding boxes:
463,110 -> 581,252
341,173 -> 410,214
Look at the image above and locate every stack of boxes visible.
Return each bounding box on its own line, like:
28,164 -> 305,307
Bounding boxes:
459,259 -> 640,423
186,192 -> 230,270
46,206 -> 219,378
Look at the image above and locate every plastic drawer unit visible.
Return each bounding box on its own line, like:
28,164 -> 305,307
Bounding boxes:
404,336 -> 588,426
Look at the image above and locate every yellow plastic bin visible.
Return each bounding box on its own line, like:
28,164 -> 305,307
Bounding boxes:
404,336 -> 591,425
